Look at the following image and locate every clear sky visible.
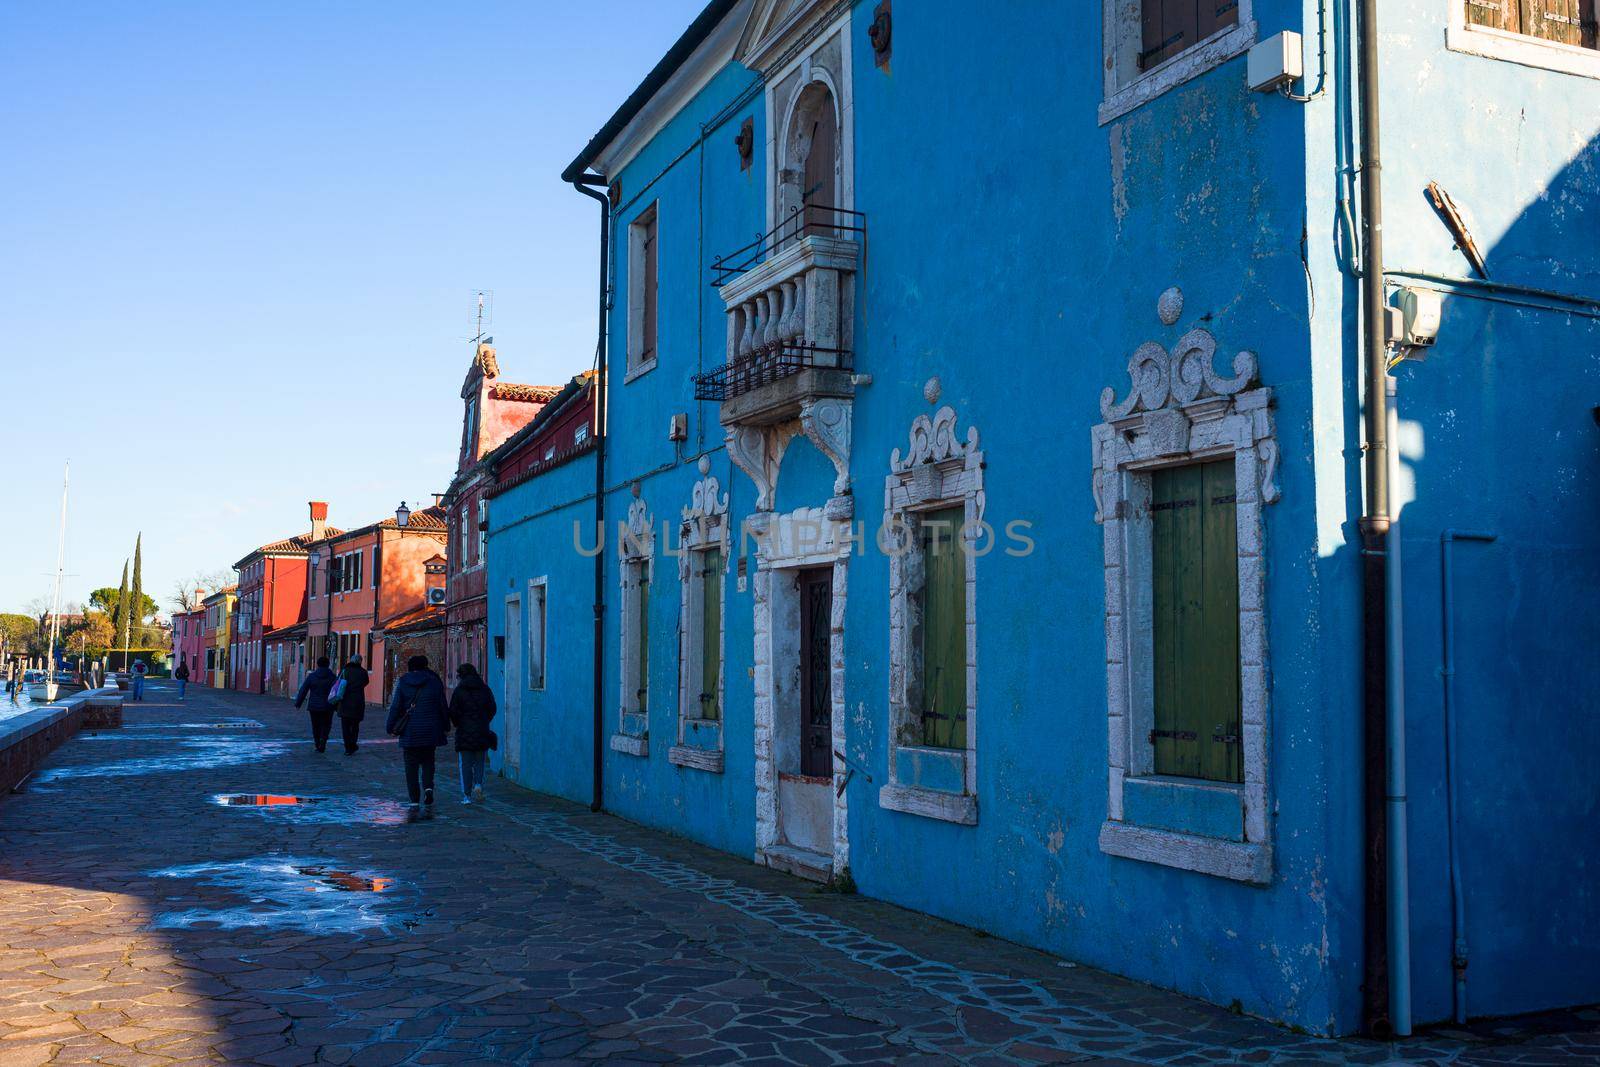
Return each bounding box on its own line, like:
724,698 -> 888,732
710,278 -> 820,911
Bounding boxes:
0,1 -> 703,617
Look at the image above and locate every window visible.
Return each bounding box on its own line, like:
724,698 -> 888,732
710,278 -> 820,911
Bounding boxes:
611,499 -> 654,758
1101,0 -> 1256,123
1150,462 -> 1241,782
672,469 -> 728,773
626,204 -> 659,378
881,406 -> 984,826
912,507 -> 966,750
477,499 -> 487,562
528,579 -> 546,690
575,423 -> 589,445
1465,0 -> 1596,48
1093,291 -> 1276,883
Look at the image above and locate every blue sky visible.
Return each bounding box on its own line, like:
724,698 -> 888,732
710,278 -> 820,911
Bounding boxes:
0,1 -> 703,616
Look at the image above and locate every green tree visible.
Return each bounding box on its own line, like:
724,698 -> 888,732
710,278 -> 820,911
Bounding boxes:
0,613 -> 36,659
89,587 -> 158,621
131,534 -> 145,644
71,612 -> 116,657
114,560 -> 130,650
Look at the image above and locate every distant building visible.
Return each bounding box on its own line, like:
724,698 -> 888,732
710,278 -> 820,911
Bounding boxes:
230,502 -> 337,693
171,604 -> 207,682
198,587 -> 236,689
377,552 -> 450,703
442,342 -> 561,687
263,622 -> 307,699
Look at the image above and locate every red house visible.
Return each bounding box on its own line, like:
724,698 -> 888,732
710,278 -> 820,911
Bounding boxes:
170,605 -> 207,684
229,502 -> 337,693
442,342 -> 560,685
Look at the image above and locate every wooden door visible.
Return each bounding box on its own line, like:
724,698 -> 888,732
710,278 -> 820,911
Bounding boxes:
798,568 -> 833,777
918,506 -> 968,750
802,97 -> 838,236
1150,460 -> 1241,783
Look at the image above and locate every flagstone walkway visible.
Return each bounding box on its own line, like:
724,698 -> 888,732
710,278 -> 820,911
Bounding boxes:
1,682 -> 1595,1065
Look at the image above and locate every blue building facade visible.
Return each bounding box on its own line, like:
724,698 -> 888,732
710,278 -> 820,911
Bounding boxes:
484,0 -> 1600,1035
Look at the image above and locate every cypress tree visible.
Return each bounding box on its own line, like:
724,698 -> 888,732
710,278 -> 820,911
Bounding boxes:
114,560 -> 130,657
130,534 -> 144,647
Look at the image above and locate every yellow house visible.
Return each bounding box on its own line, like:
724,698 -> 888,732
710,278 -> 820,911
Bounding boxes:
200,586 -> 236,688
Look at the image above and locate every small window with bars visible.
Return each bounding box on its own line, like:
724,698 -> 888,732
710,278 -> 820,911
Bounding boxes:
1465,0 -> 1598,49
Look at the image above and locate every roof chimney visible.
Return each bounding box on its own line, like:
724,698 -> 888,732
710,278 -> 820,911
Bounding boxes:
309,501 -> 329,541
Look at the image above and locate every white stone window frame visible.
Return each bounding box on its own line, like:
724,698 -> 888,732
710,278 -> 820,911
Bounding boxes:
611,497 -> 654,758
1445,2 -> 1600,79
527,576 -> 547,692
1092,289 -> 1278,884
672,460 -> 730,774
879,404 -> 983,827
625,202 -> 660,383
1099,0 -> 1258,124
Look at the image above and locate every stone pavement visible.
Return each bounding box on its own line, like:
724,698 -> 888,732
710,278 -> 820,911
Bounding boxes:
1,683 -> 1595,1066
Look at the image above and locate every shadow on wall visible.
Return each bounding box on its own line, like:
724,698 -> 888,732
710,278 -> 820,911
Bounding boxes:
1388,131 -> 1600,1024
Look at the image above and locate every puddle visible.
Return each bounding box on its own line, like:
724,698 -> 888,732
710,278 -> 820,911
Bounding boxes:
213,792 -> 416,826
215,794 -> 323,807
148,856 -> 414,934
32,740 -> 290,783
126,720 -> 266,730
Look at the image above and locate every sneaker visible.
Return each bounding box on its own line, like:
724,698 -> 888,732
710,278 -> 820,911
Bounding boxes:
472,785 -> 485,801
461,795 -> 473,806
422,788 -> 434,807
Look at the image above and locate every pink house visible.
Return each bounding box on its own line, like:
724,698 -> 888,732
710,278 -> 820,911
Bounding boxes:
171,606 -> 207,684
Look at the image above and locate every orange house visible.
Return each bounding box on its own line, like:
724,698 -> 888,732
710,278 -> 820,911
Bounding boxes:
304,506 -> 448,702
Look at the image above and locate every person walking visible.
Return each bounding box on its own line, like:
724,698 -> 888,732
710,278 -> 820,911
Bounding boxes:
447,663 -> 497,804
174,658 -> 190,701
336,654 -> 370,755
130,659 -> 148,701
385,655 -> 449,810
294,656 -> 338,753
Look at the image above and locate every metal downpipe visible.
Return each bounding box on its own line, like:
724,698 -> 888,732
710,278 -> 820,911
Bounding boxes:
1440,528 -> 1496,1024
572,173 -> 610,814
1356,0 -> 1394,1035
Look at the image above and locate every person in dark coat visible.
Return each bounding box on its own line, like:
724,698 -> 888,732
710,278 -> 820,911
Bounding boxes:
448,663 -> 497,804
336,654 -> 370,756
174,659 -> 190,701
294,656 -> 338,753
385,654 -> 450,808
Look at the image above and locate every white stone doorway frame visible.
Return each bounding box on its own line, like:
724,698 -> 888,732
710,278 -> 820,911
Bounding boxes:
750,506 -> 852,881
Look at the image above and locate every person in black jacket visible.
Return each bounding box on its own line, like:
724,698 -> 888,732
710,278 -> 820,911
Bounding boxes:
385,655 -> 450,808
294,656 -> 338,753
174,659 -> 190,702
448,663 -> 497,804
337,654 -> 370,755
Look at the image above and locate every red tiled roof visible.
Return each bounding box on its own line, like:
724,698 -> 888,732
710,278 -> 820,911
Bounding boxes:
381,603 -> 446,634
379,505 -> 448,532
491,382 -> 563,404
238,529 -> 347,567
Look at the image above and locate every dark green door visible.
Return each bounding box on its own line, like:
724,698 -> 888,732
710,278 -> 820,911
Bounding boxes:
700,547 -> 722,721
919,506 -> 968,750
1151,461 -> 1241,783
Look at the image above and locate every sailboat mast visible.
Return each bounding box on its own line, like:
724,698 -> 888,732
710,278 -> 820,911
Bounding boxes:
46,463 -> 68,680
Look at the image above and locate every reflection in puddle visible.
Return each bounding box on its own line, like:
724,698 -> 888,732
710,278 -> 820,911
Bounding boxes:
33,740 -> 290,783
214,792 -> 416,826
149,856 -> 412,934
215,794 -> 323,807
126,720 -> 266,730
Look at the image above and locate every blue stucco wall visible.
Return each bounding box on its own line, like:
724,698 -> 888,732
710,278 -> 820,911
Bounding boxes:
487,0 -> 1599,1038
485,451 -> 598,807
1301,1 -> 1600,1023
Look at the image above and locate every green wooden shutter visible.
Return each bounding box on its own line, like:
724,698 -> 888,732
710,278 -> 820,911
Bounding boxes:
1151,461 -> 1242,783
918,506 -> 967,750
636,567 -> 650,714
700,548 -> 722,721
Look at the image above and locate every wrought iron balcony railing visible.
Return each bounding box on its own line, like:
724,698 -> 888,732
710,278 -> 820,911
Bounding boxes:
710,204 -> 866,288
693,341 -> 853,403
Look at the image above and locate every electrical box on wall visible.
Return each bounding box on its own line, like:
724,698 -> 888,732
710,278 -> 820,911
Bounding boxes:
1248,31 -> 1303,92
668,413 -> 688,441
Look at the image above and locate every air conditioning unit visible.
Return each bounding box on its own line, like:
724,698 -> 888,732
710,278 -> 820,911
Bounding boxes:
427,588 -> 447,606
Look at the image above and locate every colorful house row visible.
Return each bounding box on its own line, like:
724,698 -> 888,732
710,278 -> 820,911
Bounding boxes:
470,0 -> 1600,1039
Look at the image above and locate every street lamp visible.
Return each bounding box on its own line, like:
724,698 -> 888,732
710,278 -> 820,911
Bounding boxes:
395,501 -> 411,528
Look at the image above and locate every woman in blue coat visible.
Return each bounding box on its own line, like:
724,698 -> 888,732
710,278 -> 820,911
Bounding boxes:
385,654 -> 450,809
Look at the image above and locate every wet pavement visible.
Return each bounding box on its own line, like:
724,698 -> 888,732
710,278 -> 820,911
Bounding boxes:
1,683 -> 1595,1065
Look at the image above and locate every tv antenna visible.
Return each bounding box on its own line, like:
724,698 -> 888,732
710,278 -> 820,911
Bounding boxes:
470,289 -> 495,346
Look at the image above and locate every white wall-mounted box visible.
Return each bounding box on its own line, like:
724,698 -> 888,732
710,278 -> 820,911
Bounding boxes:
1248,31 -> 1303,92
